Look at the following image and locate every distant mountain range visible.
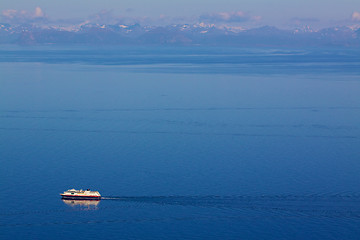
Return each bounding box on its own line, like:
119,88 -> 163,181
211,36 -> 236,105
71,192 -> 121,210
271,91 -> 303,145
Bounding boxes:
1,22 -> 360,47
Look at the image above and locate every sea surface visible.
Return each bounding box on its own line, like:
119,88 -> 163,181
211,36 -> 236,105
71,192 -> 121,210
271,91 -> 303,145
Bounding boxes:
1,46 -> 360,239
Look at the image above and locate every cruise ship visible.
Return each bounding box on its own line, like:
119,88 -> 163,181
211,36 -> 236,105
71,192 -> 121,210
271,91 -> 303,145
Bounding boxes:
60,189 -> 101,200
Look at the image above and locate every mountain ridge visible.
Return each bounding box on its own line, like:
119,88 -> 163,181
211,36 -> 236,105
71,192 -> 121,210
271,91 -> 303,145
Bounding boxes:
1,22 -> 359,47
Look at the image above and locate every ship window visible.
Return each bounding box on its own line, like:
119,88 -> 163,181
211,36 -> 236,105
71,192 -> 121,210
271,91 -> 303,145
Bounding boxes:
71,193 -> 74,194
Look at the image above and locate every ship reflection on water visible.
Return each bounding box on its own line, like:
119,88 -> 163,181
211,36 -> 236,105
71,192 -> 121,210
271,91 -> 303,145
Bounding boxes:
62,199 -> 100,210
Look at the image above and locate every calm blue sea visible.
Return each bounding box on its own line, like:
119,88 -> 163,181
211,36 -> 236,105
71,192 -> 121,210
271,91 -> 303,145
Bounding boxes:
1,46 -> 360,239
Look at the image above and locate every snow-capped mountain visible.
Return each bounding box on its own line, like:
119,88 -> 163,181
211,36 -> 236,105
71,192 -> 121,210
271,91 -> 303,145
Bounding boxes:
0,22 -> 359,47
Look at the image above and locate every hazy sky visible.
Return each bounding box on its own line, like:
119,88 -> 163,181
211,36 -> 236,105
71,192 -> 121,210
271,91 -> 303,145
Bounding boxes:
1,0 -> 360,28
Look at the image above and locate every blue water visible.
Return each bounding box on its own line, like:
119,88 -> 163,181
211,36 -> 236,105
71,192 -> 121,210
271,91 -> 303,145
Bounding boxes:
1,47 -> 360,239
